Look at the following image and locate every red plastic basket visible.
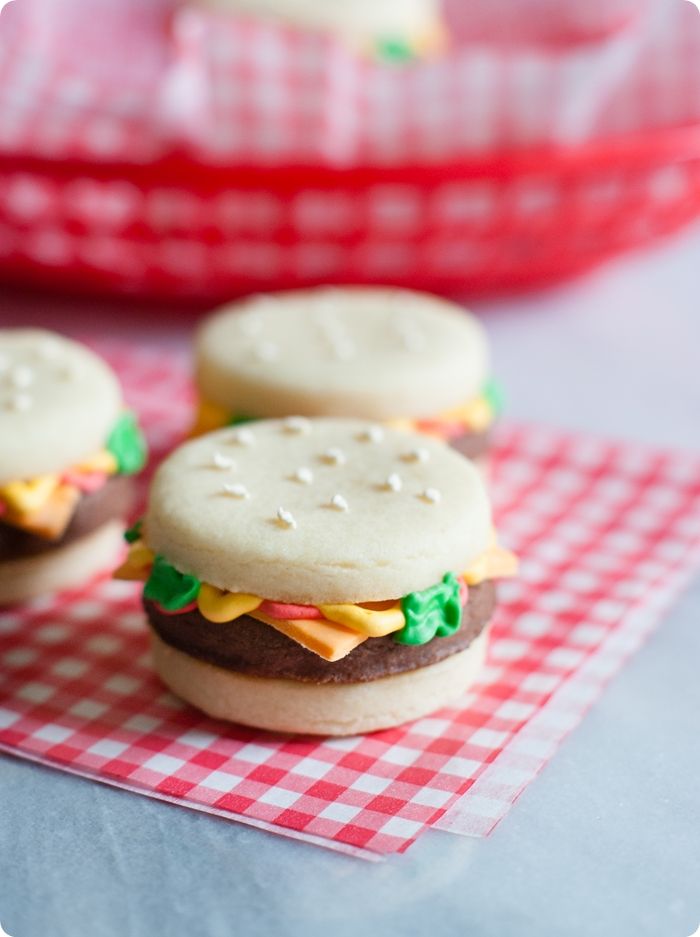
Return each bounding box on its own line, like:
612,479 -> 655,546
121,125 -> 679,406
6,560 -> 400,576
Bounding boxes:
1,123 -> 700,300
2,0 -> 700,300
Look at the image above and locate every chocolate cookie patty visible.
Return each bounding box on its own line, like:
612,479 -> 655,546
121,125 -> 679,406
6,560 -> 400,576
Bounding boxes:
0,475 -> 134,560
146,580 -> 496,685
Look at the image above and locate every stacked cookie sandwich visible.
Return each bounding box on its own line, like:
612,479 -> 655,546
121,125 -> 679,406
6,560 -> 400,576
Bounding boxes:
117,418 -> 515,734
0,329 -> 146,604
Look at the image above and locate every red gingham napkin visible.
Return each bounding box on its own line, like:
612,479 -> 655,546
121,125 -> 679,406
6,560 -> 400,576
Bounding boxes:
1,342 -> 699,859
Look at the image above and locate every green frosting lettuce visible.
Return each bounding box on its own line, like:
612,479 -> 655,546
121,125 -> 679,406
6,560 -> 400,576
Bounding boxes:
144,556 -> 200,611
227,413 -> 257,427
123,519 -> 143,544
376,36 -> 416,61
483,378 -> 505,417
106,411 -> 148,475
394,572 -> 463,646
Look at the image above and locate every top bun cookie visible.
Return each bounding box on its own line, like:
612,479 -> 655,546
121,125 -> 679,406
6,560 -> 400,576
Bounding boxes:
195,288 -> 489,422
0,330 -> 122,484
144,418 -> 492,604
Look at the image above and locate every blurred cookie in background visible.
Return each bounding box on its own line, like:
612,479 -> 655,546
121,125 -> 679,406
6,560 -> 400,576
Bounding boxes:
187,0 -> 446,59
0,329 -> 147,604
192,287 -> 502,476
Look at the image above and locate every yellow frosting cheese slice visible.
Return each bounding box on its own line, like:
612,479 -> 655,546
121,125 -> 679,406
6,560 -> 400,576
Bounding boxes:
1,475 -> 61,514
191,399 -> 232,437
439,396 -> 493,433
318,601 -> 404,638
120,535 -> 517,660
463,540 -> 518,585
383,417 -> 417,433
73,450 -> 118,474
251,610 -> 367,662
193,391 -> 496,438
197,582 -> 262,622
114,541 -> 155,581
4,483 -> 81,540
0,448 -> 119,540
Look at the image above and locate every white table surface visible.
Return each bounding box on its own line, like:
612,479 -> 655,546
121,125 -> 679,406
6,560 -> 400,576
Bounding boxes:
1,222 -> 699,937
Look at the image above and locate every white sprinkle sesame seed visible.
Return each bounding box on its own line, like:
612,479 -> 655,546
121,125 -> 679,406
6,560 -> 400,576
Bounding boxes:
276,507 -> 296,529
384,473 -> 403,492
330,494 -> 349,512
421,487 -> 442,504
230,428 -> 254,446
36,339 -> 61,360
398,325 -> 425,352
358,425 -> 384,444
283,416 -> 311,435
321,447 -> 346,466
291,467 -> 313,485
212,451 -> 235,470
9,365 -> 34,388
255,341 -> 279,363
60,364 -> 78,381
223,482 -> 250,500
7,392 -> 32,411
402,447 -> 430,464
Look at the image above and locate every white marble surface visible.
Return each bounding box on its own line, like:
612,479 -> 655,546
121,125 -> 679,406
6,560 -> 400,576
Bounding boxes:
1,222 -> 699,937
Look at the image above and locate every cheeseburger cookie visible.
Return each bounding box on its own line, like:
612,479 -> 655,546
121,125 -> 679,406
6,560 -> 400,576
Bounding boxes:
0,330 -> 147,604
189,0 -> 445,60
193,288 -> 502,473
117,418 -> 516,735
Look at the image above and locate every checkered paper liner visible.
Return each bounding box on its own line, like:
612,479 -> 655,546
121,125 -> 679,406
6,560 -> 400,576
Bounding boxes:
1,342 -> 699,858
3,0 -> 700,163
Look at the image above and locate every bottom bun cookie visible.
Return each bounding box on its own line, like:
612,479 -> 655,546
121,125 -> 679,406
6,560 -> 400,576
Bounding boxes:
0,520 -> 125,605
150,626 -> 490,736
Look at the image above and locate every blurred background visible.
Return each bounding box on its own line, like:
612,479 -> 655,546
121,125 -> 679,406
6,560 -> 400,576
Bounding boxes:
1,0 -> 700,301
1,0 -> 699,446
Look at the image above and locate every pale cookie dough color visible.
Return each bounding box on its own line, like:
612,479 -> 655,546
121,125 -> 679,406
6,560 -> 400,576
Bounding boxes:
145,419 -> 492,604
189,0 -> 444,57
120,418 -> 517,734
0,329 -> 121,483
196,288 -> 488,422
